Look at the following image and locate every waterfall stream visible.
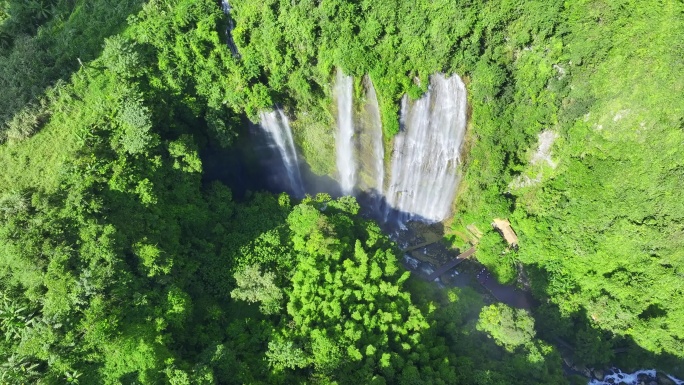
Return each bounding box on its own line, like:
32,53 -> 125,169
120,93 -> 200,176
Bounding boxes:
366,77 -> 385,202
384,74 -> 468,223
258,109 -> 304,197
221,0 -> 239,57
256,72 -> 467,224
355,76 -> 385,210
588,369 -> 683,385
335,70 -> 357,196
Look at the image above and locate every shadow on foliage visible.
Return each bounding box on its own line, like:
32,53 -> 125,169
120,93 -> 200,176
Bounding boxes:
524,264 -> 684,381
202,117 -> 345,200
200,116 -> 272,200
403,275 -> 572,385
94,156 -> 289,383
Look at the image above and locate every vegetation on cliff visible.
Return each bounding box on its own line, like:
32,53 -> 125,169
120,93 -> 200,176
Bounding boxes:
0,0 -> 682,383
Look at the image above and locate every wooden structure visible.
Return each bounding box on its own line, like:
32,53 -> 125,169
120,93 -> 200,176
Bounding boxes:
492,218 -> 518,248
404,240 -> 440,252
426,246 -> 476,281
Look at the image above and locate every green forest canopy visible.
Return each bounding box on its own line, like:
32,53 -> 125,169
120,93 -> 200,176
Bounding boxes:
0,0 -> 682,383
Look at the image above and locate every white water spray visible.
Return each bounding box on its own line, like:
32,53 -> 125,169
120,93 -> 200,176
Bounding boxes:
355,76 -> 385,209
221,0 -> 239,57
588,369 -> 683,385
259,109 -> 304,197
384,74 -> 468,222
335,70 -> 356,196
366,77 -> 385,198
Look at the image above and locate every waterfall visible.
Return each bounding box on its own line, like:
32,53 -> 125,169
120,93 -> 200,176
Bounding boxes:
254,72 -> 467,222
384,74 -> 468,223
355,76 -> 385,209
221,0 -> 239,57
334,70 -> 356,196
258,109 -> 304,197
366,77 -> 385,200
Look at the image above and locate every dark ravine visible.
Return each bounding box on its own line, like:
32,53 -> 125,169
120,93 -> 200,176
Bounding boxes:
391,221 -> 532,310
394,226 -> 683,385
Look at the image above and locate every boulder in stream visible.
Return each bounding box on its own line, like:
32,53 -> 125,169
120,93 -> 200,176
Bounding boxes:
593,369 -> 605,381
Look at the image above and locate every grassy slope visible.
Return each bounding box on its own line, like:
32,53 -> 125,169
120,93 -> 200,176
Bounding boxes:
0,81 -> 81,194
0,63 -> 125,195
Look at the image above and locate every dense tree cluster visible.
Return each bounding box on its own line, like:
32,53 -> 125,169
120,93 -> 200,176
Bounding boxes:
0,0 -> 682,383
228,0 -> 684,367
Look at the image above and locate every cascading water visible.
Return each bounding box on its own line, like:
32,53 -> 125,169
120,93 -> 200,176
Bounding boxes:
355,76 -> 385,210
258,109 -> 304,198
255,72 -> 466,221
384,74 -> 468,223
334,70 -> 357,196
588,369 -> 683,385
366,77 -> 385,202
221,0 -> 239,57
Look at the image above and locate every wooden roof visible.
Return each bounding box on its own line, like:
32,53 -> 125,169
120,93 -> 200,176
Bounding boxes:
492,218 -> 518,247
